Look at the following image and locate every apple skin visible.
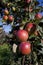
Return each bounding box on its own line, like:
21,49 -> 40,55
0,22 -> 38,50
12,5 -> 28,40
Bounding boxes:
19,41 -> 31,55
24,22 -> 36,34
25,0 -> 31,3
3,15 -> 8,21
4,9 -> 9,15
8,15 -> 14,22
16,30 -> 28,42
35,13 -> 42,19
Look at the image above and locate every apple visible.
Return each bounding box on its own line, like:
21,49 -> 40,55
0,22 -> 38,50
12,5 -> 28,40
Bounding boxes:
16,30 -> 28,42
19,41 -> 31,55
25,22 -> 36,34
8,15 -> 14,22
4,9 -> 9,15
35,13 -> 42,19
25,0 -> 31,3
3,15 -> 8,21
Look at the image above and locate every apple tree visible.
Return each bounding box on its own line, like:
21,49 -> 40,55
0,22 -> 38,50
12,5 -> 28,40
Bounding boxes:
0,0 -> 43,65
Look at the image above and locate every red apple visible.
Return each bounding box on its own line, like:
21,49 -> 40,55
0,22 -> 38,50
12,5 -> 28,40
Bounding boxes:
19,41 -> 31,55
25,0 -> 31,3
4,9 -> 9,15
3,15 -> 8,21
35,13 -> 42,19
25,22 -> 36,34
16,30 -> 28,42
8,15 -> 14,22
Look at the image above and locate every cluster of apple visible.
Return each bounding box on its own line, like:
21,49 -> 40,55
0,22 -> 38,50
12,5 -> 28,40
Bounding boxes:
3,8 -> 42,22
2,9 -> 14,23
2,0 -> 42,22
12,9 -> 42,55
13,22 -> 39,55
0,0 -> 43,55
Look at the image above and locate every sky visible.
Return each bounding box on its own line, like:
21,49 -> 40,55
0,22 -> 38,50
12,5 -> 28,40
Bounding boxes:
0,0 -> 43,34
0,18 -> 12,34
38,0 -> 43,6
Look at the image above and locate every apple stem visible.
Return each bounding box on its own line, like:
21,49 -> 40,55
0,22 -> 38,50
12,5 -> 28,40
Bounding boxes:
22,55 -> 25,65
